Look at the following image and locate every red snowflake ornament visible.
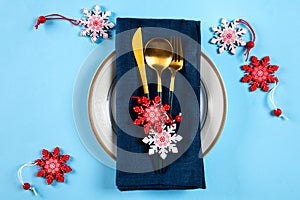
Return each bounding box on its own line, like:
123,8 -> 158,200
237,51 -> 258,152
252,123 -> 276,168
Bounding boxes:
241,56 -> 279,92
132,96 -> 172,134
35,147 -> 72,185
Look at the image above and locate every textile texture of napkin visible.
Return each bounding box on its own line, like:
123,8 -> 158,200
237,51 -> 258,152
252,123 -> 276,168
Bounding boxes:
115,18 -> 205,190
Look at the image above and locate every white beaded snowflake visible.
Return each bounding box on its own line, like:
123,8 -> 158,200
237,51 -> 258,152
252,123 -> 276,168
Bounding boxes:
210,18 -> 247,54
79,4 -> 114,42
142,123 -> 183,160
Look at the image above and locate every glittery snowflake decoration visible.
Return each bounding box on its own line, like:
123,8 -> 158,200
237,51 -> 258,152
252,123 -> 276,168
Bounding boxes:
132,96 -> 183,159
210,18 -> 247,54
241,56 -> 279,92
79,4 -> 115,42
35,147 -> 72,185
132,96 -> 172,134
142,124 -> 183,159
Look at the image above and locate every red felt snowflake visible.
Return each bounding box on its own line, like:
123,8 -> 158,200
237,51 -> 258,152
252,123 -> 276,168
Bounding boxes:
132,96 -> 172,134
241,56 -> 279,92
34,147 -> 72,185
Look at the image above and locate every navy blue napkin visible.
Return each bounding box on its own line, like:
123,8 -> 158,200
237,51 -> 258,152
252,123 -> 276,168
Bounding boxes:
115,18 -> 205,190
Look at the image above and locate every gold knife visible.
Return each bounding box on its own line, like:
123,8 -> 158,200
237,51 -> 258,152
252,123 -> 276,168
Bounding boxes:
132,27 -> 149,95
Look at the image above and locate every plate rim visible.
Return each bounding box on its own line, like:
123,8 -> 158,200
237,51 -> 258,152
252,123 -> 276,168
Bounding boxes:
201,52 -> 227,156
88,52 -> 117,160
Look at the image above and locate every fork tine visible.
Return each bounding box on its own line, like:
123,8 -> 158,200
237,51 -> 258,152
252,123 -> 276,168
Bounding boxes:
179,37 -> 183,61
175,37 -> 179,61
170,37 -> 173,59
173,37 -> 176,61
170,37 -> 183,62
172,37 -> 175,61
172,36 -> 176,61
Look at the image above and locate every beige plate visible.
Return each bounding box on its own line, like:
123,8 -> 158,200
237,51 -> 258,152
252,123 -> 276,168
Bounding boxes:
88,51 -> 227,160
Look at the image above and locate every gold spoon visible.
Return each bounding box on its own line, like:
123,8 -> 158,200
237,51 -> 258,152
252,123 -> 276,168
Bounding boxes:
144,38 -> 173,100
144,38 -> 173,173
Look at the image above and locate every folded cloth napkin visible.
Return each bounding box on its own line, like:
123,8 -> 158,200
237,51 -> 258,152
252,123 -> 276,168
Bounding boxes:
115,18 -> 205,190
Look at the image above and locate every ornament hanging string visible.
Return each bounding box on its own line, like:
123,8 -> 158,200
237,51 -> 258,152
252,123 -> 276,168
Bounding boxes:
35,14 -> 80,29
269,82 -> 288,120
17,162 -> 38,196
34,5 -> 115,43
236,19 -> 256,61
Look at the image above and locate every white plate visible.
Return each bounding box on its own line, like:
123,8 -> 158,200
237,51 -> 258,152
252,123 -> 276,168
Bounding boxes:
73,39 -> 227,167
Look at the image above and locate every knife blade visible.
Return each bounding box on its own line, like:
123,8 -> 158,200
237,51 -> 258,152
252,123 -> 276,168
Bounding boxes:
132,27 -> 149,95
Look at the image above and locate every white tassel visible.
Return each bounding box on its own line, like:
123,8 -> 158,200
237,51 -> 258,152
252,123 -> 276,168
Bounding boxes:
17,162 -> 38,196
269,82 -> 288,120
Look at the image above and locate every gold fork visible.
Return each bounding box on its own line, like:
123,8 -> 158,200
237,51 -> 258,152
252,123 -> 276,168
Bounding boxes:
169,37 -> 184,113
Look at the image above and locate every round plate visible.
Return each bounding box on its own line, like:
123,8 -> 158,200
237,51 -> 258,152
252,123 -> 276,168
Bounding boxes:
73,39 -> 227,167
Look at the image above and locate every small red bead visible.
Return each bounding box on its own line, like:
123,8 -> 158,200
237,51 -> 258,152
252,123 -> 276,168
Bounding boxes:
273,109 -> 282,116
142,96 -> 148,103
23,183 -> 31,190
137,98 -> 142,104
38,16 -> 47,23
246,41 -> 255,48
157,126 -> 162,133
144,126 -> 150,134
175,115 -> 182,122
154,96 -> 161,103
164,104 -> 170,111
133,106 -> 140,112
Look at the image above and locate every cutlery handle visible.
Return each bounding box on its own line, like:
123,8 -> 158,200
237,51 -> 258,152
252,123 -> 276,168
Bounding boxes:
157,74 -> 166,173
157,91 -> 164,173
158,157 -> 164,173
168,91 -> 174,115
152,154 -> 165,173
169,74 -> 175,92
157,72 -> 163,93
145,93 -> 150,99
168,73 -> 176,114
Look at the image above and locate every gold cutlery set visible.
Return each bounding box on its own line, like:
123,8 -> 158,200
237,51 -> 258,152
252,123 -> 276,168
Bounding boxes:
132,27 -> 183,106
132,27 -> 184,173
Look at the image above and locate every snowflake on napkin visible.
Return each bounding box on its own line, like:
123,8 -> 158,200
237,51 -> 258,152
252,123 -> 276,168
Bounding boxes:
142,123 -> 182,159
34,147 -> 72,185
241,56 -> 279,92
132,96 -> 172,134
79,4 -> 115,42
132,96 -> 183,159
210,18 -> 247,54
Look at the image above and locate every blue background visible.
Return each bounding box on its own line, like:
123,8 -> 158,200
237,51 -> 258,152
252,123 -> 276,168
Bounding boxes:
0,0 -> 299,199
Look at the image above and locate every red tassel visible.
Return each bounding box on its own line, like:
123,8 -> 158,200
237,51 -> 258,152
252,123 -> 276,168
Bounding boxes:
237,19 -> 256,61
35,14 -> 80,29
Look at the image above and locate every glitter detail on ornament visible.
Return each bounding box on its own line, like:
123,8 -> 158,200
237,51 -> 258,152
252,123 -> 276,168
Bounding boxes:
35,147 -> 72,185
210,18 -> 247,54
241,56 -> 278,92
79,4 -> 115,42
142,124 -> 182,160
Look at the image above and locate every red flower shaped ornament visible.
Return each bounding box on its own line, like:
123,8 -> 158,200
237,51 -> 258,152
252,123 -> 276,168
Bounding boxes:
35,147 -> 72,185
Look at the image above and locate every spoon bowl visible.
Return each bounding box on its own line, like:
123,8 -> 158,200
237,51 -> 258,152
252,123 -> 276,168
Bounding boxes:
144,38 -> 173,94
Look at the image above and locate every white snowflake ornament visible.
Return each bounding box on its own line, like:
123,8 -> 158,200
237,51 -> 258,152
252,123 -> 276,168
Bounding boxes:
142,123 -> 183,160
210,18 -> 247,54
34,4 -> 115,43
79,4 -> 115,42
